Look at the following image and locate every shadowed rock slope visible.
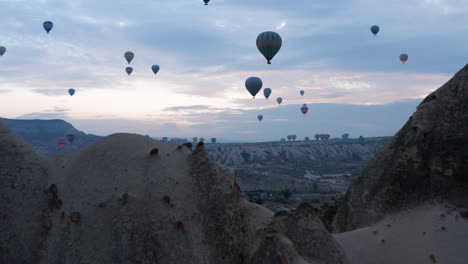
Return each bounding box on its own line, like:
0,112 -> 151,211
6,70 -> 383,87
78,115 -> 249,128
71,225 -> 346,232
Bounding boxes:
0,122 -> 49,263
333,64 -> 468,232
0,122 -> 348,264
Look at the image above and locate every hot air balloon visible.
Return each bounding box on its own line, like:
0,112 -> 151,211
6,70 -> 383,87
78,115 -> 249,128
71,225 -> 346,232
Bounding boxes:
300,90 -> 304,96
203,0 -> 210,5
43,21 -> 53,34
193,137 -> 198,143
276,97 -> 283,105
57,138 -> 66,148
66,133 -> 76,143
211,138 -> 216,143
301,104 -> 308,115
400,53 -> 408,64
151,65 -> 160,75
245,77 -> 263,98
256,31 -> 282,64
370,25 -> 380,36
263,88 -> 272,99
200,138 -> 205,143
258,114 -> 263,122
315,134 -> 320,140
68,89 -> 75,96
124,51 -> 134,64
126,67 -> 133,75
0,46 -> 6,56
305,136 -> 310,141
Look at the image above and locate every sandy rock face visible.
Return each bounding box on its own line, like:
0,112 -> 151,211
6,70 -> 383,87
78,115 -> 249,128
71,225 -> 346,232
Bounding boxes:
0,127 -> 347,263
333,64 -> 468,232
248,203 -> 348,264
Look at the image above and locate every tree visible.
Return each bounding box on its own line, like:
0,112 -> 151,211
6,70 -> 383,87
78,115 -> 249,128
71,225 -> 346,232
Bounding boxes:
341,133 -> 349,139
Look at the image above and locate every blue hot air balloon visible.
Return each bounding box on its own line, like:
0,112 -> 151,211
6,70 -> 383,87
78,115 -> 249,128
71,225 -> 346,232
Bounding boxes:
245,77 -> 263,98
400,53 -> 408,64
43,21 -> 53,34
256,31 -> 282,64
0,46 -> 6,56
151,65 -> 160,75
300,90 -> 304,96
68,89 -> 75,96
126,67 -> 133,75
203,0 -> 210,5
263,88 -> 272,99
370,25 -> 380,36
124,51 -> 134,64
276,97 -> 283,105
258,114 -> 264,122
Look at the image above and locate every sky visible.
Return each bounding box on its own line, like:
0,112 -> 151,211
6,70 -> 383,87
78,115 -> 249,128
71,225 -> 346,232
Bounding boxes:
0,0 -> 467,141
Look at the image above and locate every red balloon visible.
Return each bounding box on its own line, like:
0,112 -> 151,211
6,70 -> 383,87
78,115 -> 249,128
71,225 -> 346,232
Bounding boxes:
57,138 -> 66,148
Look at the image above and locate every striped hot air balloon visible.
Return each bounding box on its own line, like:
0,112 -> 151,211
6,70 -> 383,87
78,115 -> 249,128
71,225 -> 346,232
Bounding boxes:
57,138 -> 66,148
66,133 -> 76,143
400,53 -> 408,64
256,31 -> 282,64
301,104 -> 309,115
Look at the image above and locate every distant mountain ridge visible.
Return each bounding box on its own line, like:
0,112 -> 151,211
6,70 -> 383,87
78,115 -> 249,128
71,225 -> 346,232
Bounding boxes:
0,118 -> 102,153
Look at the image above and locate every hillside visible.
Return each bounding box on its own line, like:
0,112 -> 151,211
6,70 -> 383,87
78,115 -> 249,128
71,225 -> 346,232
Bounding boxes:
205,138 -> 390,193
0,118 -> 102,153
0,121 -> 348,264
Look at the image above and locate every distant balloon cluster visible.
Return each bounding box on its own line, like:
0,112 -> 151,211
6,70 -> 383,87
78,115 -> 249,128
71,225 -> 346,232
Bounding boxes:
123,51 -> 160,76
0,9 -> 411,142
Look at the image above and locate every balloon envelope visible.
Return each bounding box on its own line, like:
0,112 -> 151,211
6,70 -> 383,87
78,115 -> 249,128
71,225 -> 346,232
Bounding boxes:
258,115 -> 263,122
370,25 -> 380,36
68,89 -> 75,96
151,65 -> 160,75
276,97 -> 283,105
211,138 -> 216,143
263,88 -> 272,99
66,133 -> 76,143
0,46 -> 6,56
256,31 -> 282,64
43,21 -> 53,34
124,51 -> 134,64
301,104 -> 308,115
203,0 -> 210,4
245,77 -> 263,98
400,53 -> 408,64
300,90 -> 304,96
57,138 -> 66,148
126,67 -> 133,75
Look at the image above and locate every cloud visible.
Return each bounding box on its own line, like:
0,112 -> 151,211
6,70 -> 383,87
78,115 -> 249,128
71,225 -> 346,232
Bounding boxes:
164,105 -> 211,111
16,106 -> 70,120
65,99 -> 422,142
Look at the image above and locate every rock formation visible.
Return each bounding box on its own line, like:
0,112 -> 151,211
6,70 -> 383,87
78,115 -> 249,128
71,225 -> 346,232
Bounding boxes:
0,122 -> 49,263
0,122 -> 347,263
333,64 -> 468,232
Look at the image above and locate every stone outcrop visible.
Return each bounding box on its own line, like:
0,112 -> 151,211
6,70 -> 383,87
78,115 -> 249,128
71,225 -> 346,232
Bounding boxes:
333,64 -> 468,232
0,123 -> 347,263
